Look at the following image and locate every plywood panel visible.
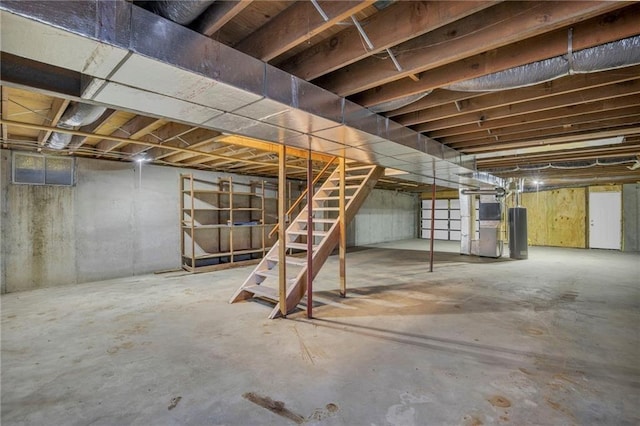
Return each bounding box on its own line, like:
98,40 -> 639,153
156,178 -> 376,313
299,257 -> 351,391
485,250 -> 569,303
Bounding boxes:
589,185 -> 622,193
522,187 -> 586,248
422,190 -> 459,199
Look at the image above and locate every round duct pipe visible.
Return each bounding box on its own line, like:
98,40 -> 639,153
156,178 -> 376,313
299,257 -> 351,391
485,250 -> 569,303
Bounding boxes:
446,35 -> 640,92
368,91 -> 432,113
136,0 -> 216,26
461,187 -> 506,197
47,132 -> 73,150
46,102 -> 107,150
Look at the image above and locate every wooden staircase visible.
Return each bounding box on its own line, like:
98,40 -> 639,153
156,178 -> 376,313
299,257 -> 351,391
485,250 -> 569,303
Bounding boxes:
229,163 -> 384,318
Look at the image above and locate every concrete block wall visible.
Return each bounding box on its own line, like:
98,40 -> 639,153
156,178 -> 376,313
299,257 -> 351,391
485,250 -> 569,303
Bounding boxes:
0,152 -> 418,293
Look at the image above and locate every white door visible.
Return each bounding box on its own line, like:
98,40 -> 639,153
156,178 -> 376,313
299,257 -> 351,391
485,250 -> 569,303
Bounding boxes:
589,192 -> 621,250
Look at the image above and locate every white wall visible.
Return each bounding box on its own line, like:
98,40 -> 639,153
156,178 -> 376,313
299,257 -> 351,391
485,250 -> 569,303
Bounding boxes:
1,152 -> 418,293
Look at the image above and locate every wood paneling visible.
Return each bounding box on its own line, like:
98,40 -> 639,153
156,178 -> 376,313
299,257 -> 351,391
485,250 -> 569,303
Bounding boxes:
589,185 -> 622,193
522,188 -> 586,248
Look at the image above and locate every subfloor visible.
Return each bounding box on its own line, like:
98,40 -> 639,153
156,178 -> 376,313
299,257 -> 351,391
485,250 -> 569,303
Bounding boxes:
1,240 -> 639,426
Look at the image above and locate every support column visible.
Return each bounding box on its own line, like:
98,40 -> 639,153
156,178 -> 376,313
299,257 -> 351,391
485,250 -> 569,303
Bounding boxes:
429,177 -> 436,272
278,145 -> 287,317
306,150 -> 313,319
339,157 -> 346,296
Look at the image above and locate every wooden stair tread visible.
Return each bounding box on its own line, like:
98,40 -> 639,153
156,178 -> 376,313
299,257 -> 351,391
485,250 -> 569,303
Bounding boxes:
288,230 -> 328,236
243,285 -> 278,300
327,175 -> 367,181
322,185 -> 360,191
287,242 -> 318,250
254,269 -> 296,283
313,196 -> 353,201
266,255 -> 307,266
346,165 -> 376,172
309,206 -> 340,211
295,218 -> 336,223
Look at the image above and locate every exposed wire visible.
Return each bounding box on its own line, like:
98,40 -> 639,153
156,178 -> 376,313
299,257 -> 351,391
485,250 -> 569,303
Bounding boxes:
8,99 -> 53,121
486,157 -> 639,174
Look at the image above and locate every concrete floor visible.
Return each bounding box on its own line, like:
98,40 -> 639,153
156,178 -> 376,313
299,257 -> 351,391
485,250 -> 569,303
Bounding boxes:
1,240 -> 639,425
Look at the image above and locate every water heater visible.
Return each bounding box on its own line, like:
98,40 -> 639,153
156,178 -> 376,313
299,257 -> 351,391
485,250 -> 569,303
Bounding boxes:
508,207 -> 528,259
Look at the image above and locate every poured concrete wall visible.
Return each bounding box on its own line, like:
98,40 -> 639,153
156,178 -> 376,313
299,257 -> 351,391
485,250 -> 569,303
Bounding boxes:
1,152 -> 269,293
622,183 -> 640,252
0,151 -> 9,294
348,189 -> 419,246
1,152 -> 416,293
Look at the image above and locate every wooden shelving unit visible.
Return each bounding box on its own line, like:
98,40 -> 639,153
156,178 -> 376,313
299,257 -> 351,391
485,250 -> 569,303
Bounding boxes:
180,174 -> 278,272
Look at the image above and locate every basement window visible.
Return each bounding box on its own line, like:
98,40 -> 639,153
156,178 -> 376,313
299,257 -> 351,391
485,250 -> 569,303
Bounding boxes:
12,152 -> 75,186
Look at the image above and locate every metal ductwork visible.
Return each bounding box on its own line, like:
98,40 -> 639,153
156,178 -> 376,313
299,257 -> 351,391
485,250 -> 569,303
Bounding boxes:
368,91 -> 432,114
0,1 -> 504,190
446,35 -> 640,92
135,0 -> 215,25
46,102 -> 107,149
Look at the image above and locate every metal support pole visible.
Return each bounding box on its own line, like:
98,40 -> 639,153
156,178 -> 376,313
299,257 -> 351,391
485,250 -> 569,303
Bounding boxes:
278,145 -> 287,317
306,149 -> 313,319
190,174 -> 196,270
429,177 -> 436,273
339,157 -> 346,297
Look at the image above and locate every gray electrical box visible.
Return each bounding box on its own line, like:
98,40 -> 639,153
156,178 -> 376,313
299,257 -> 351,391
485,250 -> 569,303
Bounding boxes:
508,207 -> 528,259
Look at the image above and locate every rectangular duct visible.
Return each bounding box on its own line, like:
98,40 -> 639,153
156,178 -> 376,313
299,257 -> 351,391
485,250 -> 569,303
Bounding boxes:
0,0 -> 503,189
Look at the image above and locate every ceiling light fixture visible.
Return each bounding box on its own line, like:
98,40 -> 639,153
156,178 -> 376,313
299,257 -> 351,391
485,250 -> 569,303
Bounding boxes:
134,153 -> 151,163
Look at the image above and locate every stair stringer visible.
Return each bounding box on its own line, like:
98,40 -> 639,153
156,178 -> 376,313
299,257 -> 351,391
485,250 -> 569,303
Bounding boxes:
229,164 -> 384,318
270,165 -> 384,318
